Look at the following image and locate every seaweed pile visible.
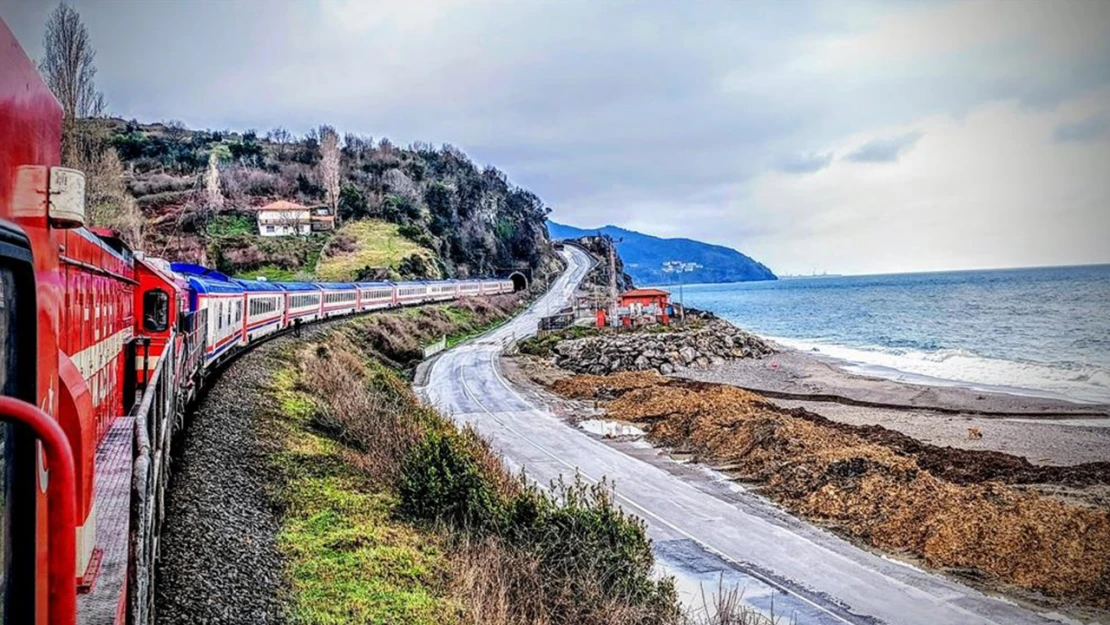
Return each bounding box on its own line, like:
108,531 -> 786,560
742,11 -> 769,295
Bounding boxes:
551,371 -> 1110,609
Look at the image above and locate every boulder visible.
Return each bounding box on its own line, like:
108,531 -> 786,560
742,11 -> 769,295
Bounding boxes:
545,318 -> 773,375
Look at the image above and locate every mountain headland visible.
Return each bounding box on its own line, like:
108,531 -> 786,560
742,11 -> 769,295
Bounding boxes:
547,220 -> 776,286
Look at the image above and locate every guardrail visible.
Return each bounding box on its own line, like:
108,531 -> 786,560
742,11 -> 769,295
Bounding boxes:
422,335 -> 447,358
128,333 -> 181,625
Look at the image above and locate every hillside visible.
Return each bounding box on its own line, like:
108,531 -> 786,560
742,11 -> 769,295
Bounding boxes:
90,118 -> 555,280
547,221 -> 776,285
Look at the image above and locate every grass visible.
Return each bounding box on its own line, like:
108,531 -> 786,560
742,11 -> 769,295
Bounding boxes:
207,214 -> 256,237
445,316 -> 509,348
268,367 -> 456,625
235,264 -> 300,281
315,219 -> 438,282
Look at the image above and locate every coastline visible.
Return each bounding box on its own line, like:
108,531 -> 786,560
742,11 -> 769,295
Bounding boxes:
677,339 -> 1110,416
674,335 -> 1110,466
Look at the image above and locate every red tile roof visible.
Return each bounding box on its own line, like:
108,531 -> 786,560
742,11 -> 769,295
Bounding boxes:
253,200 -> 307,211
620,288 -> 670,297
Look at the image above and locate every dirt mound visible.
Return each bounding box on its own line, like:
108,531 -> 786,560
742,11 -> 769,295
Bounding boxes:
553,373 -> 1110,609
552,371 -> 667,399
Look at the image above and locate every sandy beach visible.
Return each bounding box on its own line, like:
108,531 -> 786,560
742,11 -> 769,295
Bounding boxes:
674,342 -> 1110,466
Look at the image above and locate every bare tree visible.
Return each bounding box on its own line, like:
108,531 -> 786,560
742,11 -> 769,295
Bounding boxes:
266,126 -> 293,159
39,2 -> 106,162
165,120 -> 188,141
205,152 -> 224,211
70,134 -> 144,246
318,125 -> 341,220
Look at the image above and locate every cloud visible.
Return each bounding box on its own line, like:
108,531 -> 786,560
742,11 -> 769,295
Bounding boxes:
1054,116 -> 1109,143
843,132 -> 923,163
775,152 -> 833,174
3,0 -> 1109,274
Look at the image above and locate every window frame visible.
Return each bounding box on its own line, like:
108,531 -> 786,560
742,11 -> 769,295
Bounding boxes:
142,287 -> 170,333
0,222 -> 40,624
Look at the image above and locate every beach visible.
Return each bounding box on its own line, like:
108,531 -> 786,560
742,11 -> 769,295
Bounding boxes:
674,342 -> 1110,466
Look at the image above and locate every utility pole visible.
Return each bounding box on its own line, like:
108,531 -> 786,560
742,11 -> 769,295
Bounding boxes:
608,237 -> 617,310
663,260 -> 701,323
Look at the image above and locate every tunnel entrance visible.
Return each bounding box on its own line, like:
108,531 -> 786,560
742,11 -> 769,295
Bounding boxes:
509,272 -> 528,292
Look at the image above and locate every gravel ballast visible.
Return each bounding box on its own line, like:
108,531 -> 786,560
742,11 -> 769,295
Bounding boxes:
155,332 -> 307,624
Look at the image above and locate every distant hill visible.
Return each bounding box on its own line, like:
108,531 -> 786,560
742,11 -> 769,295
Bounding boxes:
87,118 -> 554,281
547,221 -> 776,285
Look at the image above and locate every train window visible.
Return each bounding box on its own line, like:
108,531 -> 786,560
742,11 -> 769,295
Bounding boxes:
143,288 -> 169,332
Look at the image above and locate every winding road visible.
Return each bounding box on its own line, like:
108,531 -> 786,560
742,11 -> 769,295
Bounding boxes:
417,246 -> 1056,625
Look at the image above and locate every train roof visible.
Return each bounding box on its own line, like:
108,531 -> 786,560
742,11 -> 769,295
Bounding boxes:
314,282 -> 358,290
184,274 -> 245,295
273,281 -> 323,292
355,281 -> 395,288
232,278 -> 285,292
170,262 -> 232,280
135,255 -> 187,286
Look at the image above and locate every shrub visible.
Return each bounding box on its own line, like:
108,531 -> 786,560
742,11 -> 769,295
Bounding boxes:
397,428 -> 504,530
397,253 -> 431,279
128,173 -> 194,197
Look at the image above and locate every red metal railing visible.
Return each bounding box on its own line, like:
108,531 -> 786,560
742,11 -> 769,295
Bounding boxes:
0,396 -> 78,625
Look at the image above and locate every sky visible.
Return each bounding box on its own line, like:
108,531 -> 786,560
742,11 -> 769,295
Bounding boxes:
3,0 -> 1109,275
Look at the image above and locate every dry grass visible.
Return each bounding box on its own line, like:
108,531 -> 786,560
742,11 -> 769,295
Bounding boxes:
686,577 -> 793,625
289,322 -> 680,624
552,373 -> 1110,609
315,218 -> 438,281
295,338 -> 433,485
451,534 -> 679,625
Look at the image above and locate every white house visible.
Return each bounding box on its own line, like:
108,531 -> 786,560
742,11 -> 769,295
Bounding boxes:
255,200 -> 311,236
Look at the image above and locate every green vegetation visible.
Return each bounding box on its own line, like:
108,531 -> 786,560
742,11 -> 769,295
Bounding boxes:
270,369 -> 455,625
208,232 -> 328,280
264,298 -> 679,624
315,219 -> 438,282
93,119 -> 555,280
206,213 -> 255,237
517,326 -> 603,357
234,265 -> 298,282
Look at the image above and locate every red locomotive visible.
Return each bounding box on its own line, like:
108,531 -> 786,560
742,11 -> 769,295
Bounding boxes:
0,19 -> 518,625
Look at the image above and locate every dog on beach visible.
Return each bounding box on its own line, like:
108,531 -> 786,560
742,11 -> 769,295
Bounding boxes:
967,427 -> 983,439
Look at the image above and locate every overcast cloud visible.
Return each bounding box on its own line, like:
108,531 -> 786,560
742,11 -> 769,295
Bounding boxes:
3,0 -> 1109,275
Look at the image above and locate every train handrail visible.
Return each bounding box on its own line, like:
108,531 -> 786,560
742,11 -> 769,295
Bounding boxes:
128,330 -> 178,625
0,397 -> 77,625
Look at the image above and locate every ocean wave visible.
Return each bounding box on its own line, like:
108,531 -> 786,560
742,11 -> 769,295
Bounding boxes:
770,337 -> 1110,404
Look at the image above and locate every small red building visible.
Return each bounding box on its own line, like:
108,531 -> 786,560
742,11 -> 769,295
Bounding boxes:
619,288 -> 670,309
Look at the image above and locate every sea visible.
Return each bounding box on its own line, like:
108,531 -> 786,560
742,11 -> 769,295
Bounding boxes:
673,264 -> 1110,404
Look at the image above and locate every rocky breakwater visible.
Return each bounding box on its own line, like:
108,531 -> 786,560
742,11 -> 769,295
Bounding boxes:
553,320 -> 773,375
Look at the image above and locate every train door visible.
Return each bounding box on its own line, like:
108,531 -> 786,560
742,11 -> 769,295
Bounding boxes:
0,228 -> 42,624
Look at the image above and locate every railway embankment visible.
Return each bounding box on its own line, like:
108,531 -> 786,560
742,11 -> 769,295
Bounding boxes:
156,293 -> 704,625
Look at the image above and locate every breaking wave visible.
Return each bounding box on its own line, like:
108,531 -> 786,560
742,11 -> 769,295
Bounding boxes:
771,337 -> 1110,404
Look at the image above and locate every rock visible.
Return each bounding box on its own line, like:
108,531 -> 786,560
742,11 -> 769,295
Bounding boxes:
547,318 -> 773,375
659,363 -> 674,375
678,345 -> 697,364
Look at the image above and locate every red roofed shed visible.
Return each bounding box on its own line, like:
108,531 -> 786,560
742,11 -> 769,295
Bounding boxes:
619,288 -> 670,308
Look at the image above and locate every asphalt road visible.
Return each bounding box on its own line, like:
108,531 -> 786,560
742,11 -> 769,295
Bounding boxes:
417,246 -> 1056,625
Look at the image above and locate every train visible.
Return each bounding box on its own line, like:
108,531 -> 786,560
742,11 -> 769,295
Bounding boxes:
0,20 -> 520,625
